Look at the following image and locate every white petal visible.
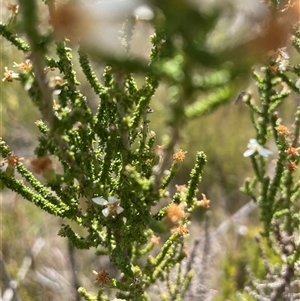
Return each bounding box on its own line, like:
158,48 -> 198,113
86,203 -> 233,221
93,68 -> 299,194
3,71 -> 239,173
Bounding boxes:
102,208 -> 110,217
92,197 -> 107,205
248,139 -> 258,147
243,149 -> 256,157
278,60 -> 288,71
116,206 -> 124,214
258,148 -> 272,158
107,196 -> 118,204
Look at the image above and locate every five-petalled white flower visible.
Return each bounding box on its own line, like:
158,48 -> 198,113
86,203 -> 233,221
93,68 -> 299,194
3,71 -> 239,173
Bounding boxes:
92,196 -> 124,217
243,139 -> 272,158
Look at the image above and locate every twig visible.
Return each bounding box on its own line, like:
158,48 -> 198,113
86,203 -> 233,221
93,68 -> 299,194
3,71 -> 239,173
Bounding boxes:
30,267 -> 72,292
183,200 -> 258,300
212,199 -> 257,241
0,253 -> 21,301
16,238 -> 45,282
67,241 -> 81,301
1,238 -> 45,301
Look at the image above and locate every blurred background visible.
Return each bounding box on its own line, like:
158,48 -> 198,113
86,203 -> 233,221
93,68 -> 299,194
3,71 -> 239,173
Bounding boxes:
1,0 -> 299,300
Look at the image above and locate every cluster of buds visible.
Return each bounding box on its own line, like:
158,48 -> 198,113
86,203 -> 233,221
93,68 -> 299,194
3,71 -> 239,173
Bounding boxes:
275,123 -> 299,172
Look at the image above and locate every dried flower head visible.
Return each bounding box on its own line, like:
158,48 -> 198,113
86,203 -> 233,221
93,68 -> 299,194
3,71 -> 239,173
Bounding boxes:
154,145 -> 164,157
166,203 -> 188,226
197,193 -> 210,208
30,156 -> 53,174
287,161 -> 298,172
1,153 -> 23,167
286,146 -> 299,157
30,155 -> 56,180
151,235 -> 160,245
6,3 -> 19,15
13,60 -> 32,71
276,124 -> 291,137
155,145 -> 164,152
175,184 -> 187,193
2,67 -> 19,82
93,270 -> 111,286
173,149 -> 187,162
171,225 -> 189,236
92,196 -> 124,217
50,2 -> 87,39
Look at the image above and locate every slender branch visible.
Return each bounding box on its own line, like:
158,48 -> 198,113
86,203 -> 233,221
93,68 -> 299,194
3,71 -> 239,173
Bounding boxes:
0,253 -> 21,301
1,238 -> 45,301
67,241 -> 81,301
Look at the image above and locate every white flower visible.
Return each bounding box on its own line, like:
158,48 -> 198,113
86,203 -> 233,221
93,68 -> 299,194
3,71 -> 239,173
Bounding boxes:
243,139 -> 272,158
277,48 -> 289,71
278,60 -> 289,71
278,47 -> 289,60
92,196 -> 124,217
